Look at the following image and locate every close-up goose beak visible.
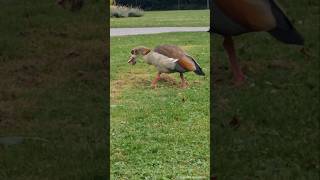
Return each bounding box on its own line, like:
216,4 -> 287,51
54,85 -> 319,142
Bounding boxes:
127,54 -> 137,65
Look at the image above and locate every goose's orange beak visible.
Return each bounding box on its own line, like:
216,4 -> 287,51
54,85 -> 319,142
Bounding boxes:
128,54 -> 137,65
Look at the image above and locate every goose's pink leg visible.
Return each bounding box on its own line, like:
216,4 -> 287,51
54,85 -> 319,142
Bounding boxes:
151,72 -> 161,88
223,36 -> 245,86
180,73 -> 188,88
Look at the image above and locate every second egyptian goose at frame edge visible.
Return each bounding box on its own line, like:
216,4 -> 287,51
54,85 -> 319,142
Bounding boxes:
210,0 -> 304,86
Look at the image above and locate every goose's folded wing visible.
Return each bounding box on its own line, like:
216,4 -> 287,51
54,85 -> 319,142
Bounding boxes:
177,56 -> 196,71
154,45 -> 185,59
154,45 -> 196,71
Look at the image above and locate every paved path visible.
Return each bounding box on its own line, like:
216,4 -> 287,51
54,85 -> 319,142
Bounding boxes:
110,27 -> 209,37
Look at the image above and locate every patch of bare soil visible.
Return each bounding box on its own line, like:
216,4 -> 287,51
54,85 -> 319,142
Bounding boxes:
111,72 -> 150,103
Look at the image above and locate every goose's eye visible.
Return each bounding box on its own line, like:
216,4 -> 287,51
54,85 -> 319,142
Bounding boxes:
131,50 -> 134,54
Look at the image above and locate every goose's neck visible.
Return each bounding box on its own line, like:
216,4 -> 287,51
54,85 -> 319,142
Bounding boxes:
142,51 -> 157,65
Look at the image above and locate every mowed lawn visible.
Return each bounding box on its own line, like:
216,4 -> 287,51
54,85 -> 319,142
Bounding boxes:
212,0 -> 319,178
111,10 -> 209,28
0,0 -> 108,179
111,32 -> 210,178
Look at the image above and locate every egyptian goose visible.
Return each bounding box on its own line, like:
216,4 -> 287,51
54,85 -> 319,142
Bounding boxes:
210,0 -> 304,86
128,45 -> 205,88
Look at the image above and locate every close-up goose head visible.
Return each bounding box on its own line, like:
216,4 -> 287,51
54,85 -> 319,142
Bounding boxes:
128,46 -> 151,65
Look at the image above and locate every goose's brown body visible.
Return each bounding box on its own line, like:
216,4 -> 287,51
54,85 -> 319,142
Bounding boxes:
215,0 -> 276,32
153,45 -> 198,73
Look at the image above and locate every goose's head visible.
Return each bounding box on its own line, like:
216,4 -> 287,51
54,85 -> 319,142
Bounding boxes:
128,46 -> 151,65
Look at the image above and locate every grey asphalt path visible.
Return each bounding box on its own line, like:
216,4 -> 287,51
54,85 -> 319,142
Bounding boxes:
110,27 -> 209,37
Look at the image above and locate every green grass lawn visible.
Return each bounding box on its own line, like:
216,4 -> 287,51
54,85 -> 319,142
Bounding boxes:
0,0 -> 108,179
212,0 -> 319,178
111,32 -> 210,178
111,10 -> 209,28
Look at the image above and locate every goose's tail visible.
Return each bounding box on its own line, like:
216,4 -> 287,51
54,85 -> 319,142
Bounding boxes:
186,55 -> 205,76
268,0 -> 304,45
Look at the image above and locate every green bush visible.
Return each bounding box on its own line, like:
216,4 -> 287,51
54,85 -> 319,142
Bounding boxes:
127,7 -> 144,17
110,5 -> 144,18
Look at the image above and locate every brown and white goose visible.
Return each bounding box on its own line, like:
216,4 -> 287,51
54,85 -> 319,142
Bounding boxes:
128,45 -> 205,88
210,0 -> 304,86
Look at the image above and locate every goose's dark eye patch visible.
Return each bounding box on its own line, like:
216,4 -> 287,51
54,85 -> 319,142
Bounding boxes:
131,50 -> 134,54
